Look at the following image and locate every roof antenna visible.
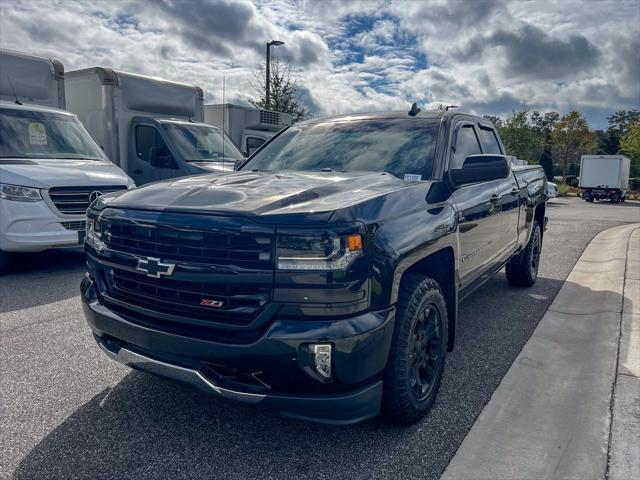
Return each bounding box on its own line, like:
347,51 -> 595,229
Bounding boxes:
7,77 -> 22,105
408,102 -> 421,117
222,75 -> 226,172
445,104 -> 459,111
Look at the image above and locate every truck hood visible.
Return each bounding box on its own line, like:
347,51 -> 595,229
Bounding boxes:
107,171 -> 418,216
0,158 -> 132,189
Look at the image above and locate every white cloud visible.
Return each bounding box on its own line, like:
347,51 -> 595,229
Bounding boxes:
0,0 -> 638,128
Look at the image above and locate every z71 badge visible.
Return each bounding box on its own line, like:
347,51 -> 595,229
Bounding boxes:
200,299 -> 224,308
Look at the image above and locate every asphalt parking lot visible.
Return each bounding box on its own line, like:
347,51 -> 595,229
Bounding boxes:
1,197 -> 639,480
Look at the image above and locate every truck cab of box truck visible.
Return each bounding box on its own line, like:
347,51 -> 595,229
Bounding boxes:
65,69 -> 244,185
0,50 -> 133,275
204,104 -> 292,156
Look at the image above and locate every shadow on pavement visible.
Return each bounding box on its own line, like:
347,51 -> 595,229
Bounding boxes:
14,275 -> 569,480
0,248 -> 86,313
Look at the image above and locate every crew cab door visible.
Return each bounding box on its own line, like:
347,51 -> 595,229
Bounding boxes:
477,123 -> 520,256
129,121 -> 180,185
450,122 -> 502,283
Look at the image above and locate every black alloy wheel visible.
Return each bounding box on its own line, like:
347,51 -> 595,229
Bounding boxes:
408,304 -> 443,401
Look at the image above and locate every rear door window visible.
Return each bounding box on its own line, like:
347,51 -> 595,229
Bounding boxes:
452,124 -> 482,169
478,126 -> 503,154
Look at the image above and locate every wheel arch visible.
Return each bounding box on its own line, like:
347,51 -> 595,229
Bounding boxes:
399,247 -> 457,351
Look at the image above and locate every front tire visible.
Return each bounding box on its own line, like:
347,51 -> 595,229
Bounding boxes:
0,250 -> 11,276
506,221 -> 542,287
382,275 -> 448,425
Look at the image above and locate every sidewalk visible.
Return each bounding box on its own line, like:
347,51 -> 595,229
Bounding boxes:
441,224 -> 640,480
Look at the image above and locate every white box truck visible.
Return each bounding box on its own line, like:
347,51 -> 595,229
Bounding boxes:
579,155 -> 631,203
204,104 -> 292,156
65,69 -> 243,185
0,50 -> 133,275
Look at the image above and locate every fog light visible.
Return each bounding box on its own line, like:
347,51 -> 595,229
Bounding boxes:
312,344 -> 332,379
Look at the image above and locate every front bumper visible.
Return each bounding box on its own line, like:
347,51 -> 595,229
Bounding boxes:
0,198 -> 84,252
82,275 -> 394,424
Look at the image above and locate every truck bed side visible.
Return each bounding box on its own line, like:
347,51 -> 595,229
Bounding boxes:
513,165 -> 547,248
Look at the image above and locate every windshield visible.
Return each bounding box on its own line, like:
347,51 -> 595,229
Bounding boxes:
240,118 -> 439,179
0,107 -> 108,160
164,123 -> 243,163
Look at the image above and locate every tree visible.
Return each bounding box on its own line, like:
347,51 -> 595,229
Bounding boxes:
498,110 -> 545,163
604,110 -> 640,154
594,129 -> 619,155
549,111 -> 598,180
539,149 -> 554,181
251,59 -> 311,123
530,111 -> 559,137
619,119 -> 640,177
483,115 -> 503,129
530,110 -> 559,180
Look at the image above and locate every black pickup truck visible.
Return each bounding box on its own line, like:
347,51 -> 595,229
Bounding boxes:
82,109 -> 547,425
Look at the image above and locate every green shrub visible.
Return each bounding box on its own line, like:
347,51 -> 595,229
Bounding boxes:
557,183 -> 571,197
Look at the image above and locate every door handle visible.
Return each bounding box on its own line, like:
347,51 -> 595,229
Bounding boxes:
134,169 -> 143,174
490,194 -> 500,203
511,187 -> 519,194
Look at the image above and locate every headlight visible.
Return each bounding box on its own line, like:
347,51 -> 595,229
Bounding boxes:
277,233 -> 363,270
85,213 -> 106,250
0,183 -> 42,202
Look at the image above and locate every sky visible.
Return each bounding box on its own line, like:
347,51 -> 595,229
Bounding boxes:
1,0 -> 639,129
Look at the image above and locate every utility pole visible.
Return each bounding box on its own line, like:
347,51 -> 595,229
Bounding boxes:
265,40 -> 284,110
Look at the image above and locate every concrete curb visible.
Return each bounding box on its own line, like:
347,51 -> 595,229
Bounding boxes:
608,227 -> 640,480
441,223 -> 640,480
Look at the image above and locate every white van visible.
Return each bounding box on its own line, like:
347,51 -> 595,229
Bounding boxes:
0,50 -> 133,274
0,102 -> 133,274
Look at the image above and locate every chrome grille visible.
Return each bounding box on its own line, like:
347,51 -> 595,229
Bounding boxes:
48,185 -> 127,214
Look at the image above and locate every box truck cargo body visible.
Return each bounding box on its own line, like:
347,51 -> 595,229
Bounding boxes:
204,104 -> 292,156
579,155 -> 631,203
66,69 -> 242,185
0,49 -> 65,108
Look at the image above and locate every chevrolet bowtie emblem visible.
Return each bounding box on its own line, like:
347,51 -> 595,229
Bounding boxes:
136,257 -> 176,278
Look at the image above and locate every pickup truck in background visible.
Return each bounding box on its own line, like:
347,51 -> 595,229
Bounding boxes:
81,109 -> 547,425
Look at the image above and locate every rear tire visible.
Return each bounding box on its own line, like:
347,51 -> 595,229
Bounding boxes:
382,275 -> 448,425
0,250 -> 11,276
506,221 -> 542,287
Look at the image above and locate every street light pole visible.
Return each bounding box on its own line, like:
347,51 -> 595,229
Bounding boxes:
265,40 -> 284,110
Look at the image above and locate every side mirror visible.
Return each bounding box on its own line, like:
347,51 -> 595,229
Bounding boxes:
450,154 -> 510,187
233,158 -> 244,171
149,147 -> 176,169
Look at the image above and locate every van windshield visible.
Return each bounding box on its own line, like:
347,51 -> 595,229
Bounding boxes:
240,118 -> 439,179
0,107 -> 107,160
164,123 -> 243,163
